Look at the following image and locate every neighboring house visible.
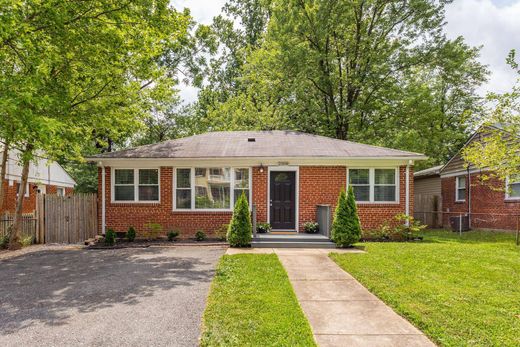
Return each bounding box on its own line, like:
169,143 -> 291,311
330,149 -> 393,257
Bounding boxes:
413,165 -> 442,227
439,124 -> 520,231
0,146 -> 76,214
88,131 -> 425,238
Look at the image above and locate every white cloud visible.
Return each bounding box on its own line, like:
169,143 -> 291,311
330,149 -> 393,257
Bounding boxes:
445,0 -> 520,94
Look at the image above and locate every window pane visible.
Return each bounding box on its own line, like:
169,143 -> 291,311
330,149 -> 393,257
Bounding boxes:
176,189 -> 191,208
234,168 -> 249,189
349,169 -> 369,184
139,186 -> 159,201
457,188 -> 466,201
195,168 -> 206,177
176,169 -> 191,188
375,186 -> 396,201
351,185 -> 369,201
195,168 -> 230,209
115,169 -> 134,185
375,169 -> 395,185
234,189 -> 250,204
510,183 -> 520,198
115,186 -> 134,201
139,169 -> 158,185
457,176 -> 466,189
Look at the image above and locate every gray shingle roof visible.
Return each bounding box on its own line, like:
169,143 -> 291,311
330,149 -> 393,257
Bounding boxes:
89,131 -> 425,159
414,165 -> 443,178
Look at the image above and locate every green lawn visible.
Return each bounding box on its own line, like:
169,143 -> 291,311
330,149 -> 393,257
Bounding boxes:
200,254 -> 316,346
331,230 -> 520,347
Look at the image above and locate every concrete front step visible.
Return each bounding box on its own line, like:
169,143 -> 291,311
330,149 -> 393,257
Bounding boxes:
252,241 -> 336,249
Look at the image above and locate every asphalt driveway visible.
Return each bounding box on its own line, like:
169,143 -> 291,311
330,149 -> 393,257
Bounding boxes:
0,246 -> 225,347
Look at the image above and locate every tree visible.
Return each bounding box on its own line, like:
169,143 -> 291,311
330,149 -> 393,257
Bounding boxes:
0,0 -> 191,249
331,186 -> 361,247
196,0 -> 486,167
227,192 -> 253,247
463,50 -> 520,185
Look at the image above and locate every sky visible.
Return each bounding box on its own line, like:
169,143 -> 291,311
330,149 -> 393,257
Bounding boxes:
172,0 -> 520,103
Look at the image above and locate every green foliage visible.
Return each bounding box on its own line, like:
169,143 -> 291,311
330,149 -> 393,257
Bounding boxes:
215,224 -> 229,241
201,254 -> 316,346
256,222 -> 272,233
331,187 -> 361,247
363,214 -> 426,241
144,223 -> 162,240
126,227 -> 136,242
331,230 -> 520,346
105,229 -> 116,246
227,192 -> 252,247
195,230 -> 206,241
20,236 -> 33,247
0,234 -> 9,249
168,230 -> 180,241
303,222 -> 319,234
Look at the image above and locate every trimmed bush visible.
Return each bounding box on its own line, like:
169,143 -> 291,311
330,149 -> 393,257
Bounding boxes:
303,221 -> 319,233
168,230 -> 179,241
126,226 -> 136,242
331,186 -> 361,247
105,228 -> 116,246
227,192 -> 252,247
195,230 -> 206,241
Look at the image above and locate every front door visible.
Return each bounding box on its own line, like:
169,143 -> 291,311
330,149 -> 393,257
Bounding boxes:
270,171 -> 296,230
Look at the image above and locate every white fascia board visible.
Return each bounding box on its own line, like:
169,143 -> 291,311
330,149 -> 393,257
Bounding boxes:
93,156 -> 425,168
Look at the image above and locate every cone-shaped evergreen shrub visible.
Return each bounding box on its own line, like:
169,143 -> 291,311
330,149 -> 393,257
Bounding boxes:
331,186 -> 361,247
227,192 -> 252,247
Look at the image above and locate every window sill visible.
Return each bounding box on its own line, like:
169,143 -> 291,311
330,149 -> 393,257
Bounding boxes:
110,201 -> 161,205
454,200 -> 466,204
504,198 -> 520,203
172,209 -> 234,213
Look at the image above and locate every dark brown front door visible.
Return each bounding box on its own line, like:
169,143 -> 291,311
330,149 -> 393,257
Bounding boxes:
270,171 -> 296,230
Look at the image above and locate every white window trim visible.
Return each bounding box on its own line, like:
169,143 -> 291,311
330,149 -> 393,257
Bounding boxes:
455,175 -> 466,202
267,166 -> 300,232
505,175 -> 520,200
173,167 -> 252,212
56,187 -> 65,197
16,182 -> 30,198
347,168 -> 400,204
111,168 -> 161,203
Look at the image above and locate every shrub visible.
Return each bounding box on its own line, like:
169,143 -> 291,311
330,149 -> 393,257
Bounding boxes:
21,236 -> 33,247
227,192 -> 252,247
126,226 -> 136,242
105,228 -> 116,246
0,234 -> 9,249
303,221 -> 319,233
144,222 -> 162,240
331,186 -> 361,247
394,214 -> 427,240
195,230 -> 206,241
256,222 -> 271,233
215,224 -> 228,241
168,230 -> 179,241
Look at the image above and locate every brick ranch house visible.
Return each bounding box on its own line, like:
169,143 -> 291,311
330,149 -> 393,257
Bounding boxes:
88,131 -> 426,238
0,146 -> 76,214
415,124 -> 520,231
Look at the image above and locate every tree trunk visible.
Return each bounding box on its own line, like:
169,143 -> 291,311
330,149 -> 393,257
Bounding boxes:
0,141 -> 9,210
8,154 -> 31,250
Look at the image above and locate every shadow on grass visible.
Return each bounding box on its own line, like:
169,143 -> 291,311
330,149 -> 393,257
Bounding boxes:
0,247 -> 221,335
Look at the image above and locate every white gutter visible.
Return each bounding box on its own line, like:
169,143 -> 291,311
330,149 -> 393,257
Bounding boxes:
100,161 -> 106,235
405,161 -> 411,226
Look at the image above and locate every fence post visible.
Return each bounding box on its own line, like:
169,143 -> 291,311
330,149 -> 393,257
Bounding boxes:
516,215 -> 519,246
459,213 -> 462,236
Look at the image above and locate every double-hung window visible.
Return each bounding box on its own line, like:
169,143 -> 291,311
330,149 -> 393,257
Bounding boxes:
175,167 -> 251,210
348,168 -> 398,203
455,176 -> 466,202
113,169 -> 159,202
506,175 -> 520,200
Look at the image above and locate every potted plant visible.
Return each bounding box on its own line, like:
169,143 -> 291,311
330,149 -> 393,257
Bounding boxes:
256,223 -> 272,233
303,221 -> 319,233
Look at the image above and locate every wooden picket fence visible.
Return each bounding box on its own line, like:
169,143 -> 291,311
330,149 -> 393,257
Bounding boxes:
414,194 -> 441,228
38,193 -> 98,243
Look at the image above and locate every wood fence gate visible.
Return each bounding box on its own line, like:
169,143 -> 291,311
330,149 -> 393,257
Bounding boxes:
37,193 -> 98,243
413,194 -> 441,228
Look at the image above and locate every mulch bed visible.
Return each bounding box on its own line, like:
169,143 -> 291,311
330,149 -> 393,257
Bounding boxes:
87,239 -> 228,249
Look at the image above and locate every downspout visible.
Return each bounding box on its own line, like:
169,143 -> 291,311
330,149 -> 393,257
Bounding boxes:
467,167 -> 471,229
100,161 -> 106,235
405,161 -> 411,226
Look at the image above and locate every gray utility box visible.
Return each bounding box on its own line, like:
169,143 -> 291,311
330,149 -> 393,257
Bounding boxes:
316,205 -> 331,237
449,215 -> 470,232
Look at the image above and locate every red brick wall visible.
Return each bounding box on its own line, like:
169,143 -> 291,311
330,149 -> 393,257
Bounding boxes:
99,165 -> 413,237
441,173 -> 520,230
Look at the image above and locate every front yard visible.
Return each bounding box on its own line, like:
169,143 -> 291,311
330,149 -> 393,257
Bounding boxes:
200,254 -> 316,346
331,230 -> 520,347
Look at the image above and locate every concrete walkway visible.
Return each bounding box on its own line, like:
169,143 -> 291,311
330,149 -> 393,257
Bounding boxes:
226,248 -> 434,347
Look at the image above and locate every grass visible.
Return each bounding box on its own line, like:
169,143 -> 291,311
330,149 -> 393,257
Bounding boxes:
200,254 -> 316,346
330,230 -> 520,347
